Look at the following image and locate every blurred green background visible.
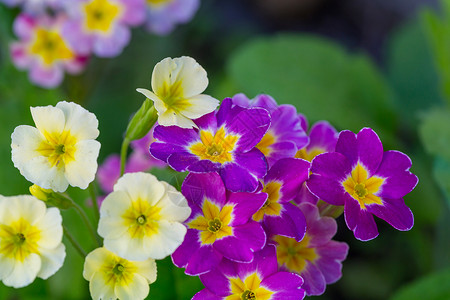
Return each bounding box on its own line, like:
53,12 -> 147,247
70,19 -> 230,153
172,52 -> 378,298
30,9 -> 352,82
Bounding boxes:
0,0 -> 449,299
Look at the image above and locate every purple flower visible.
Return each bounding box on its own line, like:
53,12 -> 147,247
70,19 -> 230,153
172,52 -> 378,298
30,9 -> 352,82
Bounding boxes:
10,14 -> 88,88
294,115 -> 338,205
307,127 -> 418,241
0,0 -> 61,14
193,245 -> 305,300
233,93 -> 308,167
143,0 -> 200,35
273,203 -> 349,296
253,158 -> 309,242
62,0 -> 145,57
150,98 -> 270,192
171,172 -> 266,276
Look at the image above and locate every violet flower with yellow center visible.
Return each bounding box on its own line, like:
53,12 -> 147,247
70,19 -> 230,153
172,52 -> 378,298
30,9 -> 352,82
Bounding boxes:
274,203 -> 349,296
172,173 -> 266,276
307,127 -> 418,241
193,245 -> 305,299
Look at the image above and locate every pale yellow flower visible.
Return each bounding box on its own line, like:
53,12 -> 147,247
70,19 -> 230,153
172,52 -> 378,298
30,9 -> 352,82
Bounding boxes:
98,172 -> 191,261
0,195 -> 65,288
83,247 -> 157,300
11,101 -> 101,192
136,56 -> 219,129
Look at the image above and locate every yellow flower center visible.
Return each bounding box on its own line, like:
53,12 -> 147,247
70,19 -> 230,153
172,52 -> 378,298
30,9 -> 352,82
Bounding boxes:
342,163 -> 385,209
274,234 -> 317,273
253,181 -> 282,222
225,273 -> 273,300
102,256 -> 137,286
30,28 -> 74,66
256,131 -> 276,157
0,218 -> 41,262
122,199 -> 161,238
84,0 -> 121,33
190,127 -> 239,164
295,147 -> 325,162
187,199 -> 233,245
36,130 -> 77,168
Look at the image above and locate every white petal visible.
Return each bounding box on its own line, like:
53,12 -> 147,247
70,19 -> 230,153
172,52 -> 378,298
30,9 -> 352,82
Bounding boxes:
0,195 -> 46,226
24,156 -> 69,192
104,232 -> 146,261
158,184 -> 191,222
30,105 -> 65,137
134,259 -> 157,284
2,253 -> 41,288
98,191 -> 131,239
136,88 -> 167,115
158,109 -> 197,129
113,173 -> 165,206
37,243 -> 66,279
114,273 -> 149,300
90,271 -> 117,300
56,101 -> 99,140
83,247 -> 113,281
11,125 -> 45,169
35,207 -> 63,249
151,57 -> 176,95
0,255 -> 15,281
171,56 -> 209,98
143,221 -> 187,260
64,140 -> 101,190
179,94 -> 219,119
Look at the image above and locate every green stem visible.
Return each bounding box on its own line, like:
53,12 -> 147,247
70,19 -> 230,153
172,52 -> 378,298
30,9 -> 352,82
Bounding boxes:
89,182 -> 100,222
63,225 -> 87,258
72,200 -> 102,246
120,138 -> 130,177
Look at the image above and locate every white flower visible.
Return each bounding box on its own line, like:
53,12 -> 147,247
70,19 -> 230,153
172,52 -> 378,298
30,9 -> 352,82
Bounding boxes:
0,195 -> 66,288
136,56 -> 219,129
11,101 -> 101,192
83,247 -> 157,300
98,172 -> 191,261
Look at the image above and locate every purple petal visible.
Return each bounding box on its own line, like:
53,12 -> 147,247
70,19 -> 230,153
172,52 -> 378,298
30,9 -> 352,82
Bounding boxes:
216,98 -> 245,128
298,113 -> 308,132
356,128 -> 383,176
335,130 -> 358,167
13,14 -> 36,40
169,152 -> 204,172
271,105 -> 308,149
182,173 -> 226,208
376,150 -> 418,199
262,272 -> 304,293
233,221 -> 266,252
153,125 -> 199,145
187,159 -> 221,173
120,0 -> 146,26
315,241 -> 349,284
171,229 -> 200,268
29,63 -> 63,88
299,203 -> 337,247
150,142 -> 186,163
227,108 -> 271,152
310,152 -> 351,180
199,270 -> 230,297
294,182 -> 318,205
308,121 -> 338,152
227,192 -> 267,226
192,289 -> 219,300
214,236 -> 254,263
300,263 -> 326,296
236,245 -> 278,279
252,94 -> 279,112
219,163 -> 260,193
62,19 -> 92,56
185,244 -> 223,276
272,289 -> 306,300
93,24 -> 130,57
234,148 -> 268,179
344,198 -> 379,241
264,203 -> 306,241
306,175 -> 347,206
368,198 -> 414,231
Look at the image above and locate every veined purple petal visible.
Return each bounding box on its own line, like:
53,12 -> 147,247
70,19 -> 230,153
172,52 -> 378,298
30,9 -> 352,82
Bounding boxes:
252,94 -> 279,112
335,130 -> 358,167
344,198 -> 379,241
368,198 -> 414,231
376,150 -> 418,199
219,162 -> 260,193
299,203 -> 337,247
356,128 -> 383,176
300,263 -> 326,296
185,244 -> 223,276
315,241 -> 349,284
310,152 -> 351,180
227,192 -> 267,226
272,289 -> 306,300
308,121 -> 338,152
227,108 -> 271,152
231,93 -> 251,108
153,125 -> 199,145
187,159 -> 221,173
265,158 -> 310,202
182,173 -> 226,208
214,236 -> 254,263
266,141 -> 298,166
216,98 -> 246,128
199,269 -> 231,297
168,152 -> 202,172
171,229 -> 200,269
298,113 -> 308,132
306,174 -> 347,206
236,245 -> 278,280
262,272 -> 304,294
194,111 -> 217,131
271,105 -> 308,149
149,142 -> 186,163
233,148 -> 268,179
294,182 -> 319,205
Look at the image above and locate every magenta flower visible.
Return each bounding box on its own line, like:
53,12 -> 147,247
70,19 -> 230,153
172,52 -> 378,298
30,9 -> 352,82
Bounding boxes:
252,158 -> 309,242
307,127 -> 418,241
233,93 -> 308,167
171,172 -> 266,276
193,245 -> 305,300
62,0 -> 145,57
294,115 -> 338,205
10,14 -> 88,88
274,203 -> 349,296
143,0 -> 200,35
150,98 -> 270,192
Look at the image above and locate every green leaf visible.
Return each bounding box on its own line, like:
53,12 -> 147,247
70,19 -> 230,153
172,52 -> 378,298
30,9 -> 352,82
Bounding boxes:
390,268 -> 450,300
418,108 -> 450,161
433,157 -> 450,208
227,34 -> 397,143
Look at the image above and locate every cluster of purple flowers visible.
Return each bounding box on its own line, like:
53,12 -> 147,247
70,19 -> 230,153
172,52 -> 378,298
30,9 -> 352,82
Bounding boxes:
3,0 -> 200,88
146,93 -> 418,298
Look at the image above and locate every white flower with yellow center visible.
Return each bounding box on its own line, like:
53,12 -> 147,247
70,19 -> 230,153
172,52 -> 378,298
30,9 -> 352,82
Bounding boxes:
0,195 -> 66,288
98,172 -> 191,261
136,56 -> 219,129
11,101 -> 101,192
83,247 -> 157,300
